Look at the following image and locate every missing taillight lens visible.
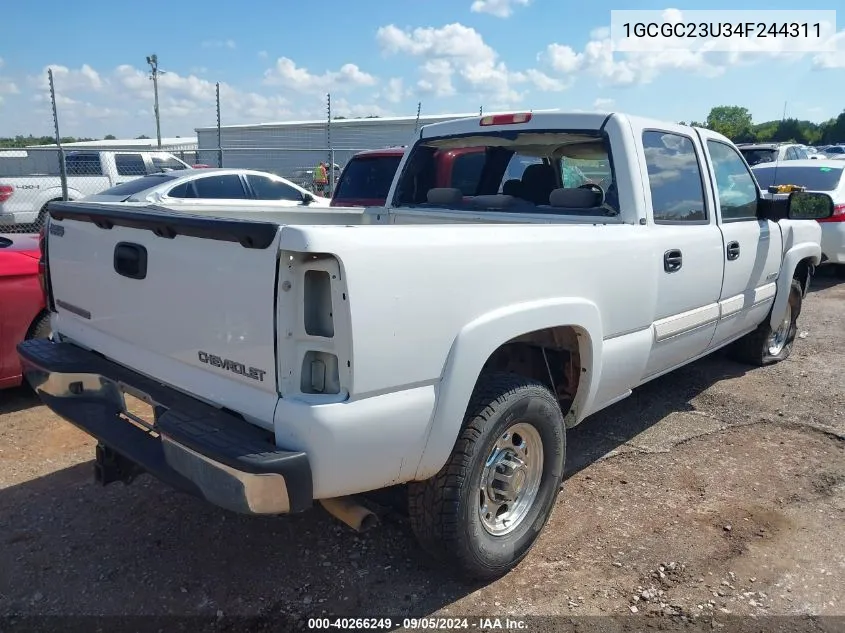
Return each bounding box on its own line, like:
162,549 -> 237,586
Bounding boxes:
0,185 -> 13,203
818,203 -> 845,223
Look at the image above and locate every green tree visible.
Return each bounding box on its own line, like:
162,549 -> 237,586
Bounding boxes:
705,106 -> 753,140
103,134 -> 117,140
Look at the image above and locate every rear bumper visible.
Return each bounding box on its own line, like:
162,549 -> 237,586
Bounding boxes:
17,338 -> 312,515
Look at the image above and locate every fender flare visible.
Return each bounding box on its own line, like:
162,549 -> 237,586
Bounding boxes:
412,298 -> 604,480
769,242 -> 821,330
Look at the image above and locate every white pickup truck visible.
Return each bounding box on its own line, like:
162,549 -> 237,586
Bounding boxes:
0,149 -> 191,229
18,112 -> 833,580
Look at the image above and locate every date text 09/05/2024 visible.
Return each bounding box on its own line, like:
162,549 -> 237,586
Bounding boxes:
621,21 -> 822,39
307,617 -> 528,630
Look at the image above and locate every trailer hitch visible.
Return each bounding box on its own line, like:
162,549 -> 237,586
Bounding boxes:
94,443 -> 145,486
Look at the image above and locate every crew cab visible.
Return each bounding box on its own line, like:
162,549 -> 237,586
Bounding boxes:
19,112 -> 832,580
0,150 -> 192,230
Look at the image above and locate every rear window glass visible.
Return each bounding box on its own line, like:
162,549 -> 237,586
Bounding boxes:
752,165 -> 844,192
65,153 -> 102,175
97,174 -> 178,197
333,155 -> 402,201
740,148 -> 777,166
393,130 -> 618,215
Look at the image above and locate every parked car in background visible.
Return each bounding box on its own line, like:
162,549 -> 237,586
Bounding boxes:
330,147 -> 405,207
818,145 -> 845,158
752,159 -> 845,275
737,142 -> 810,166
0,232 -> 48,390
83,168 -> 331,214
0,150 -> 192,230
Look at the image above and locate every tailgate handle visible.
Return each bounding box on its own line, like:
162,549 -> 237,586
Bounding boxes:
114,242 -> 148,280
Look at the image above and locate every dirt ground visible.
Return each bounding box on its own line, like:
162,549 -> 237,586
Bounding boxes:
0,271 -> 843,632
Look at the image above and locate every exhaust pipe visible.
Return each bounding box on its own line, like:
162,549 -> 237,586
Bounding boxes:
319,496 -> 379,532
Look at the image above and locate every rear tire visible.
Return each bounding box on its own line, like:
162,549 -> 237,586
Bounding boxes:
728,279 -> 802,366
408,372 -> 566,580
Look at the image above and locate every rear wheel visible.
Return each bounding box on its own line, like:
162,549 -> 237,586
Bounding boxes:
408,372 -> 566,580
728,279 -> 802,366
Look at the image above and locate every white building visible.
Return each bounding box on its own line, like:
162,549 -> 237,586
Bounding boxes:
194,111 -> 553,181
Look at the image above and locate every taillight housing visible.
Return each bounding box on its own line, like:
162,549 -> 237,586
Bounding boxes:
0,184 -> 13,203
818,203 -> 845,223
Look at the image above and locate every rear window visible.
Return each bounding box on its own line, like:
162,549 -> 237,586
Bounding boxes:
333,155 -> 402,201
393,130 -> 618,215
97,174 -> 178,197
752,165 -> 844,192
740,148 -> 777,166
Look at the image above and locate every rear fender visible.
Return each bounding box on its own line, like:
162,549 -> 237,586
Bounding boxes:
411,298 -> 603,480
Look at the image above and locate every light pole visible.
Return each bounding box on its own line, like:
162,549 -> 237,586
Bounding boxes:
146,54 -> 162,148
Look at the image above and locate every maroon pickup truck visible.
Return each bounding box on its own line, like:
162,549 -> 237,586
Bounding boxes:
331,146 -> 485,207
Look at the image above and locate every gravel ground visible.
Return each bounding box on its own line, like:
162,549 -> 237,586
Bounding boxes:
0,270 -> 843,632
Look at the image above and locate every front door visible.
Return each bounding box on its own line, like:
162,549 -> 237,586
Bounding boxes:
696,131 -> 783,348
637,127 -> 725,381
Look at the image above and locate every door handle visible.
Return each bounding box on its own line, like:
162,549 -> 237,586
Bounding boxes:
664,249 -> 683,273
727,241 -> 740,261
114,242 -> 148,280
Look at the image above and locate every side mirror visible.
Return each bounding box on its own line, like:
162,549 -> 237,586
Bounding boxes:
302,193 -> 315,205
787,191 -> 834,220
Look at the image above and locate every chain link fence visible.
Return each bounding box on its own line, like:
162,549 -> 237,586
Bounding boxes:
1,69 -> 483,234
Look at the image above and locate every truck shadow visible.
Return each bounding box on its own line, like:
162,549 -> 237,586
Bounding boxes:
0,385 -> 41,416
807,267 -> 843,293
0,350 -> 757,623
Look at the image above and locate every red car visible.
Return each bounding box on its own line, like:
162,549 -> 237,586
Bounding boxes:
0,232 -> 50,390
330,146 -> 486,207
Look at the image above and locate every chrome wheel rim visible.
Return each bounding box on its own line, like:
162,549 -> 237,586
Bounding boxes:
478,422 -> 544,536
768,302 -> 792,356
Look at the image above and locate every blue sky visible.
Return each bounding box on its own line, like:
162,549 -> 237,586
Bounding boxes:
0,0 -> 842,138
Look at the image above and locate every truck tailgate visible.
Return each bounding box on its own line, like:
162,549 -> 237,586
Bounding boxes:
45,202 -> 282,430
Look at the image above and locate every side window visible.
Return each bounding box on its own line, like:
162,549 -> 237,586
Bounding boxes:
795,147 -> 809,160
784,147 -> 797,160
706,140 -> 759,222
449,151 -> 486,196
193,174 -> 249,199
167,182 -> 196,198
247,175 -> 304,201
65,153 -> 102,176
115,154 -> 147,176
642,131 -> 707,223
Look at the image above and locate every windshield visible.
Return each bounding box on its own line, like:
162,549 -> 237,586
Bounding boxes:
740,148 -> 777,166
393,130 -> 617,215
752,165 -> 844,191
333,155 -> 402,201
96,174 -> 178,197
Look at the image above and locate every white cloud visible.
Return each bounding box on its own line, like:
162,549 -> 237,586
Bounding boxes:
377,77 -> 406,104
0,57 -> 4,68
812,29 -> 845,69
258,51 -> 268,59
30,64 -> 104,92
470,0 -> 530,18
202,39 -> 236,49
376,22 -> 525,103
263,58 -> 378,93
332,98 -> 394,119
593,97 -> 614,110
417,60 -> 455,97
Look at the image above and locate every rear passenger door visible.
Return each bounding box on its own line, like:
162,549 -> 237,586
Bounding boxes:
696,130 -> 782,348
637,126 -> 725,381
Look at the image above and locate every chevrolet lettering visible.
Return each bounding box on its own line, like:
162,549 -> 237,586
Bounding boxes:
197,351 -> 267,382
